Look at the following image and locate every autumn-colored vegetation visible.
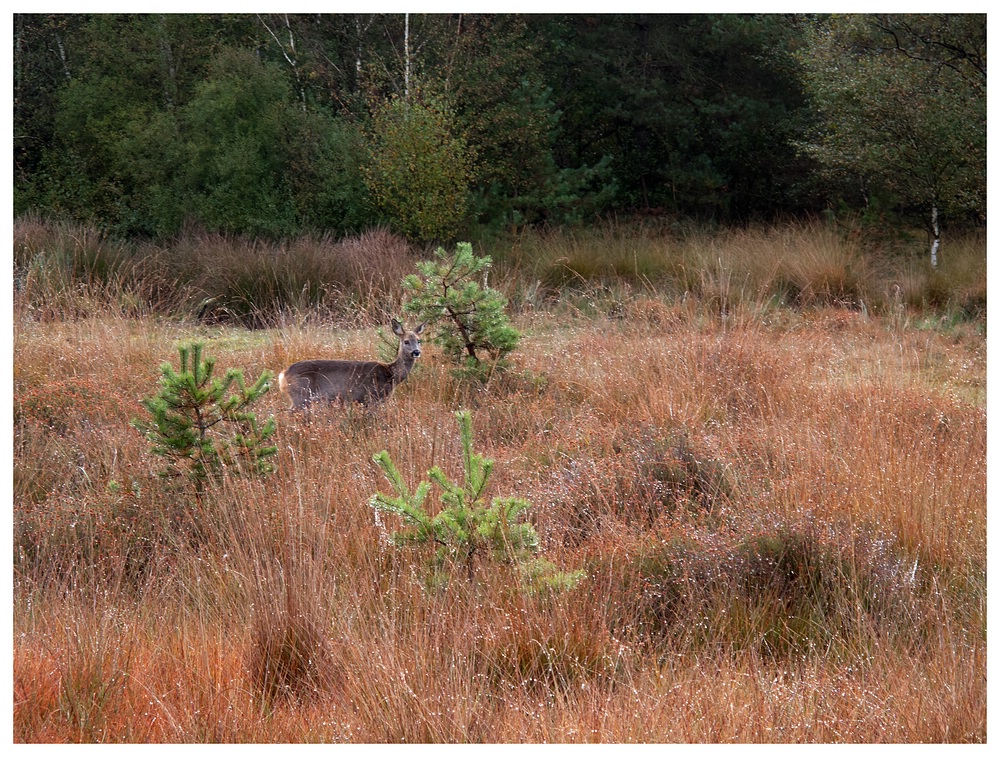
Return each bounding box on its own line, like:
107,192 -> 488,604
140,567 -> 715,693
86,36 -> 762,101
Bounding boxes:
12,219 -> 985,742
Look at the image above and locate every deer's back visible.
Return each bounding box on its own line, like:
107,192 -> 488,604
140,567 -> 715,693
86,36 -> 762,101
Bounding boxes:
282,359 -> 394,406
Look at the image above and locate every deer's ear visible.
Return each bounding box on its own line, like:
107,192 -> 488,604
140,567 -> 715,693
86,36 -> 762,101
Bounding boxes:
415,322 -> 426,335
391,319 -> 404,335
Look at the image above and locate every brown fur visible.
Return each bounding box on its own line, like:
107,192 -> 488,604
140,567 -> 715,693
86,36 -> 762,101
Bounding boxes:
278,319 -> 425,409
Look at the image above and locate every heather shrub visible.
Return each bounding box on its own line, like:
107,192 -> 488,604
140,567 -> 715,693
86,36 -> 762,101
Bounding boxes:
594,518 -> 922,658
16,377 -> 132,433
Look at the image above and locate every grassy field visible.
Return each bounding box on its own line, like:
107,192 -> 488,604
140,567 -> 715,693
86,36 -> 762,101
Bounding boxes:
12,219 -> 986,742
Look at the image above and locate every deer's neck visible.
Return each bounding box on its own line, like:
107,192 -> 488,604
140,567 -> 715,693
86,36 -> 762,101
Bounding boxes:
390,353 -> 415,384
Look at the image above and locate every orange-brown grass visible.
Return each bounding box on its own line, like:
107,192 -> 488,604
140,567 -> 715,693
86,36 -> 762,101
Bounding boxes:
13,259 -> 985,741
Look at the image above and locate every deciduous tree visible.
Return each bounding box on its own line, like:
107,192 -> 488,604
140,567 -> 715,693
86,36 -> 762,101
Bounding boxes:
799,14 -> 986,265
363,94 -> 475,243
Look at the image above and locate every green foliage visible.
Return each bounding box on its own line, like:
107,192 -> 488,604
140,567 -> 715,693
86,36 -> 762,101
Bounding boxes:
16,16 -> 262,237
132,342 -> 277,496
537,14 -> 813,221
798,14 -> 986,222
415,16 -> 613,230
402,242 -> 520,371
363,95 -> 475,243
289,116 -> 381,235
369,410 -> 582,589
13,13 -> 986,237
180,48 -> 303,237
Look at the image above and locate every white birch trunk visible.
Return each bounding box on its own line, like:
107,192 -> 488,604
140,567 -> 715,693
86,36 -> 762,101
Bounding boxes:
355,16 -> 363,74
257,14 -> 306,111
930,205 -> 940,269
404,13 -> 411,100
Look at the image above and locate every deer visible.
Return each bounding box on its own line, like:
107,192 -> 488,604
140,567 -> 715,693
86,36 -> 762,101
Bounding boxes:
278,319 -> 426,411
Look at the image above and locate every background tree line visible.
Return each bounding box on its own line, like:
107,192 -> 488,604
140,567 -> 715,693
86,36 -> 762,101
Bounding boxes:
13,13 -> 986,244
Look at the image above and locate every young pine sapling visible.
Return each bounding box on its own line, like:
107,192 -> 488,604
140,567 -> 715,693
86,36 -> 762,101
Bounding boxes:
132,342 -> 277,499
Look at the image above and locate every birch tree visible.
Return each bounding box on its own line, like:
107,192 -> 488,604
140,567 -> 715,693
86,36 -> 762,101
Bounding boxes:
799,14 -> 985,266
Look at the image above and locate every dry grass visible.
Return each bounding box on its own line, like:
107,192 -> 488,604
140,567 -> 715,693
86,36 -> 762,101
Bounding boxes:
167,227 -> 414,327
497,220 -> 985,323
12,222 -> 986,743
13,216 -> 415,327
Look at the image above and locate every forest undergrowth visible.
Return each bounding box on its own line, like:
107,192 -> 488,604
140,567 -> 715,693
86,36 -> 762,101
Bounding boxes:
11,219 -> 986,742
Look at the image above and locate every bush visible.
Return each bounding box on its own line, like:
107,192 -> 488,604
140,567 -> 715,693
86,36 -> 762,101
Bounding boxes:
180,48 -> 303,238
595,518 -> 921,658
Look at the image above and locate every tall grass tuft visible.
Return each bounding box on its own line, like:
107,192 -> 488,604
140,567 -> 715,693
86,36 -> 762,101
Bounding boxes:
172,227 -> 413,326
13,218 -> 415,327
13,214 -> 179,319
494,220 -> 984,325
